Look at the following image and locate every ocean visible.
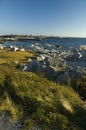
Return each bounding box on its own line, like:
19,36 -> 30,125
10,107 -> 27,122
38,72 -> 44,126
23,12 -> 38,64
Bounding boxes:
3,37 -> 86,49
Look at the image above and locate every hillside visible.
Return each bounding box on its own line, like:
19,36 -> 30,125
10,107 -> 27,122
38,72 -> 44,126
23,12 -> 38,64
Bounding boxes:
0,49 -> 86,130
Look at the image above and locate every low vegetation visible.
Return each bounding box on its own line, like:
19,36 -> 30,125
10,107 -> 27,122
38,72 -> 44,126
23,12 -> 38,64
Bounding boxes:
0,49 -> 86,130
0,39 -> 3,44
0,49 -> 35,64
61,74 -> 86,100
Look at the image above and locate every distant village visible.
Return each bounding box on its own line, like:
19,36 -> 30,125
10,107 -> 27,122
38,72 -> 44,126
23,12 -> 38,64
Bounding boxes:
0,34 -> 46,42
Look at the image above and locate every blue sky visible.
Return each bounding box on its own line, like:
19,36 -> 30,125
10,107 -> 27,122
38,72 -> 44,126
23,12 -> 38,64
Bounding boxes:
0,0 -> 86,37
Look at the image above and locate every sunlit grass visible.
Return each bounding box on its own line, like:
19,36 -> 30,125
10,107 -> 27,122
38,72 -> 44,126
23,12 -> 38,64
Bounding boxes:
0,49 -> 86,129
0,48 -> 35,64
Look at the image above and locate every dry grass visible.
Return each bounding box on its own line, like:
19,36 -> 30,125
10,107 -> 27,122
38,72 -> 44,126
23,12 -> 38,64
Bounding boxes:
0,49 -> 35,64
0,49 -> 86,129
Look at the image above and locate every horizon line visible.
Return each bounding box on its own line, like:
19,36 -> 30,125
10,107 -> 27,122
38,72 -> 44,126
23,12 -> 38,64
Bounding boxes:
0,33 -> 86,38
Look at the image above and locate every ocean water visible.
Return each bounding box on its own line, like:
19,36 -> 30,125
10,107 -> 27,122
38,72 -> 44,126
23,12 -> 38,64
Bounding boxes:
3,37 -> 86,49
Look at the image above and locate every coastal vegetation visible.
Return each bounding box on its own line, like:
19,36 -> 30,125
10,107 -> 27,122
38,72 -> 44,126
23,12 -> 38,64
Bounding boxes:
0,49 -> 86,130
0,39 -> 3,44
71,76 -> 86,100
0,48 -> 35,64
58,74 -> 86,100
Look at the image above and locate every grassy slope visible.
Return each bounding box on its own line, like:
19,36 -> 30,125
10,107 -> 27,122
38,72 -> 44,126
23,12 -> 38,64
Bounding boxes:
0,49 -> 86,130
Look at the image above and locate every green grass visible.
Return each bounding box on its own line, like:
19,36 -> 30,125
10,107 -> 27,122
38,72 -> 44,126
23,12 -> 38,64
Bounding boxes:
0,50 -> 86,130
0,48 -> 35,64
0,40 -> 3,44
0,64 -> 86,130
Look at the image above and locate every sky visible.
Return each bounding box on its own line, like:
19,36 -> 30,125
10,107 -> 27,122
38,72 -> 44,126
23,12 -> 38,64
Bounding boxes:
0,0 -> 86,37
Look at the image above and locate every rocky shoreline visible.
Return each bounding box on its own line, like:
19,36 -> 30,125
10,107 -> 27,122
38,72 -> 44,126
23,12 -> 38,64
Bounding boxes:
0,42 -> 86,82
20,43 -> 86,82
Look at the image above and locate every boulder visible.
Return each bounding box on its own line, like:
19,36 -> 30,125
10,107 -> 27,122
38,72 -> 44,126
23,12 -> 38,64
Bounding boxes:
44,57 -> 66,70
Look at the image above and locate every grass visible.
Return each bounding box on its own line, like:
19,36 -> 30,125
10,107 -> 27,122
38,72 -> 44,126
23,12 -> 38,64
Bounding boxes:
0,40 -> 3,44
0,48 -> 35,64
0,49 -> 86,130
0,64 -> 86,130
